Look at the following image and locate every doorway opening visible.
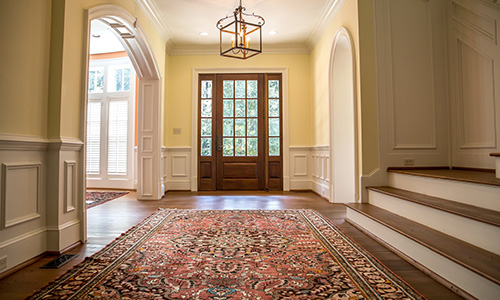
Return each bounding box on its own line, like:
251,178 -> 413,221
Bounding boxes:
329,27 -> 359,203
86,19 -> 136,190
197,74 -> 283,191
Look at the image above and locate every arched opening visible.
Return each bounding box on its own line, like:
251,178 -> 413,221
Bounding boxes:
329,27 -> 358,203
81,4 -> 163,239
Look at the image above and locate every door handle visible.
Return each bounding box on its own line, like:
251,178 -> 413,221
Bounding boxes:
217,135 -> 223,151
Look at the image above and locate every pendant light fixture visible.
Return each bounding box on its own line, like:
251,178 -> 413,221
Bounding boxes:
216,0 -> 265,59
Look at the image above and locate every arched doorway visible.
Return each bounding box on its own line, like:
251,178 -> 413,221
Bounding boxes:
329,27 -> 358,203
81,4 -> 163,239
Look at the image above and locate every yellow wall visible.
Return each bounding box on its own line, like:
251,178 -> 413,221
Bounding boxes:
164,54 -> 312,147
51,0 -> 166,139
0,0 -> 52,137
310,0 -> 379,174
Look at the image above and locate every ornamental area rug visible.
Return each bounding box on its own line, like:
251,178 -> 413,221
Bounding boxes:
86,191 -> 129,209
27,209 -> 425,300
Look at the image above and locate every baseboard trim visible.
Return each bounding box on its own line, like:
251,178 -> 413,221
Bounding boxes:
345,218 -> 476,300
0,253 -> 45,281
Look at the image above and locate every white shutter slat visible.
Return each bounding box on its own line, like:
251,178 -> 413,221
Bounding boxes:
86,102 -> 101,174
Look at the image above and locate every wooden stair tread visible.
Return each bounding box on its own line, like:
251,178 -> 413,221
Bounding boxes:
367,186 -> 500,227
387,167 -> 500,187
346,203 -> 500,284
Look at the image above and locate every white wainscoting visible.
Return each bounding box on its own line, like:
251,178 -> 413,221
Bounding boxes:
165,146 -> 331,200
164,147 -> 192,191
289,146 -> 330,201
0,134 -> 84,273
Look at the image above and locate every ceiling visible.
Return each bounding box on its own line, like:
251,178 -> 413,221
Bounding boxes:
90,0 -> 344,56
140,0 -> 343,55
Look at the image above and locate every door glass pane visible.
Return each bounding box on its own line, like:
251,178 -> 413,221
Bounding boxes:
223,119 -> 234,136
201,99 -> 212,118
269,80 -> 279,98
201,138 -> 212,156
247,138 -> 258,156
235,119 -> 246,136
247,99 -> 257,117
247,80 -> 257,98
223,80 -> 234,98
269,99 -> 280,117
223,138 -> 234,156
235,138 -> 246,156
269,137 -> 280,156
235,80 -> 246,98
223,100 -> 234,117
269,118 -> 280,136
201,80 -> 212,98
235,99 -> 246,117
247,118 -> 258,136
201,118 -> 212,136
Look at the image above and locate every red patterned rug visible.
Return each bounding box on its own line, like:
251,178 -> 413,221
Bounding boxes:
27,209 -> 425,299
86,191 -> 129,209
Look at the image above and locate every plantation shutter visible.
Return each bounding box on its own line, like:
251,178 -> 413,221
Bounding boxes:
107,99 -> 128,175
86,101 -> 101,174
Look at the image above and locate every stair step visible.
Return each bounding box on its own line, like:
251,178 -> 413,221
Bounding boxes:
367,186 -> 500,227
388,167 -> 500,187
345,203 -> 500,286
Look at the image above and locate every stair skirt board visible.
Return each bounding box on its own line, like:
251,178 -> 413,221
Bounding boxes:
389,173 -> 500,212
346,208 -> 500,300
368,190 -> 500,255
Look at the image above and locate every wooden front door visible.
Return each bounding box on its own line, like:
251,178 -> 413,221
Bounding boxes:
198,73 -> 282,191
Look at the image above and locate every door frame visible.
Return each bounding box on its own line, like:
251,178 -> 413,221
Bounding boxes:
192,68 -> 290,191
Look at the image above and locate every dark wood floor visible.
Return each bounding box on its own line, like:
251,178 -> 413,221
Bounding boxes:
0,191 -> 463,299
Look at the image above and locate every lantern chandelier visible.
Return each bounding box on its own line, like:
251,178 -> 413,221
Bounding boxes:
216,0 -> 265,59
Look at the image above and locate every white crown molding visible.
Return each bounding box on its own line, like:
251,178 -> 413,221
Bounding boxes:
135,0 -> 173,42
305,0 -> 346,51
0,134 -> 49,151
167,43 -> 310,56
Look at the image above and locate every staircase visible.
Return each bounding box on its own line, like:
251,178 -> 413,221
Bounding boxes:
346,168 -> 500,300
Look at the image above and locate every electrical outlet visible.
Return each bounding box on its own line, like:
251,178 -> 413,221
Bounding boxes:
173,128 -> 181,134
0,256 -> 7,270
404,158 -> 415,166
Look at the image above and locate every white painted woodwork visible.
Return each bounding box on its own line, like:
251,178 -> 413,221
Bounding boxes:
495,156 -> 500,178
87,5 -> 163,201
448,0 -> 500,168
165,147 -> 191,191
375,0 -> 449,168
389,172 -> 500,212
330,27 -> 358,204
346,208 -> 500,300
1,163 -> 42,228
368,189 -> 500,255
64,161 -> 77,213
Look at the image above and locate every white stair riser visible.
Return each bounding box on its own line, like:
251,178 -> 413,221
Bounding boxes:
389,173 -> 500,212
346,209 -> 500,300
369,190 -> 500,255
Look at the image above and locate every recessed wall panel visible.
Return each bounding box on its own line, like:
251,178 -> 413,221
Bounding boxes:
2,163 -> 41,228
390,0 -> 436,149
457,40 -> 496,149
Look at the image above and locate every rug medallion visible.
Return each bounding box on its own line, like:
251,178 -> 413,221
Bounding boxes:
28,209 -> 425,299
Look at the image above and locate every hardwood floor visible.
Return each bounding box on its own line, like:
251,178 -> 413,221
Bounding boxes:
0,191 -> 463,299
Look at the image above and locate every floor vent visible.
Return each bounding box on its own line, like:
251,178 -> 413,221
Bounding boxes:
40,254 -> 78,269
